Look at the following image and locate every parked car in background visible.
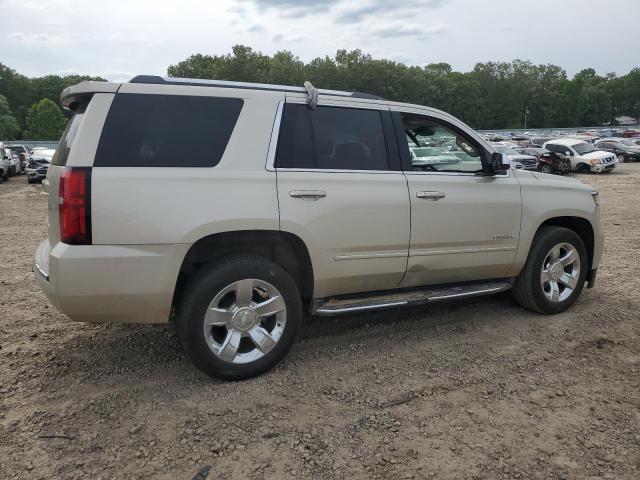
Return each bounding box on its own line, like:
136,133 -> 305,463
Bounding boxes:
7,153 -> 18,176
491,144 -> 538,170
516,147 -> 571,175
0,143 -> 11,182
28,163 -> 50,184
26,148 -> 54,183
409,146 -> 462,170
30,148 -> 55,163
594,138 -> 640,163
543,138 -> 617,173
531,136 -> 557,148
7,144 -> 32,159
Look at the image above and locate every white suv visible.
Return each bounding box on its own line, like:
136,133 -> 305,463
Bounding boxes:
543,138 -> 617,173
35,77 -> 604,379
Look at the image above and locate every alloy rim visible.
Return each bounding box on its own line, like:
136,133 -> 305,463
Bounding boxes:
203,279 -> 286,364
540,242 -> 580,303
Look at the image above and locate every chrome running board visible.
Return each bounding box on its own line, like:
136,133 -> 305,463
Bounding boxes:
311,279 -> 513,317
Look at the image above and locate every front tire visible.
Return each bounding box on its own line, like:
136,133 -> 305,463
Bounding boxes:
175,255 -> 302,380
540,164 -> 553,174
512,226 -> 587,314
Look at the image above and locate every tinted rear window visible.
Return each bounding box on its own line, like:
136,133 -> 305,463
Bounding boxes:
94,94 -> 243,167
275,104 -> 389,171
52,104 -> 86,166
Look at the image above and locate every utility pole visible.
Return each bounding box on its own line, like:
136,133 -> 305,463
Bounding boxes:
524,105 -> 529,130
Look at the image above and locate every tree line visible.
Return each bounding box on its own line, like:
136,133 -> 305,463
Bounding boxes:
0,63 -> 105,139
1,45 -> 639,139
168,46 -> 639,130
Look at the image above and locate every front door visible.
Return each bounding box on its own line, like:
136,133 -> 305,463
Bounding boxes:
392,110 -> 522,287
274,100 -> 410,298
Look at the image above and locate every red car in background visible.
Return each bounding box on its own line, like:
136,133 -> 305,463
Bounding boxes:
622,129 -> 640,138
517,147 -> 572,175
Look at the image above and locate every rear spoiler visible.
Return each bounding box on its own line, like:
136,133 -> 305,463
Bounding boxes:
60,81 -> 120,110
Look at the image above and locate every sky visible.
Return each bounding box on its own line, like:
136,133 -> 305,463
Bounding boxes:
1,0 -> 639,81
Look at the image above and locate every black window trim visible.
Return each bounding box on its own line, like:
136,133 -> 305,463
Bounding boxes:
391,110 -> 509,177
267,100 -> 402,173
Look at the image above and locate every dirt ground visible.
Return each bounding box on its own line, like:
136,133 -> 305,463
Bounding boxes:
1,165 -> 639,480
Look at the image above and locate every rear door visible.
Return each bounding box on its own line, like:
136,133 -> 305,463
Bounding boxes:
274,98 -> 410,298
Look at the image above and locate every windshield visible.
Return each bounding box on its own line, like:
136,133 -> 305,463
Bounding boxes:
573,142 -> 597,155
493,145 -> 518,155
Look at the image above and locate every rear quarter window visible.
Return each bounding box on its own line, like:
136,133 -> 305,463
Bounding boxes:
94,94 -> 243,167
52,104 -> 86,166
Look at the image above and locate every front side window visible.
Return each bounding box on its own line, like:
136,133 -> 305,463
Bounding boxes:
546,144 -> 570,155
95,94 -> 243,167
275,104 -> 389,171
572,142 -> 597,155
401,114 -> 483,173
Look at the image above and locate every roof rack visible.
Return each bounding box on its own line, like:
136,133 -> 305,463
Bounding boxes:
128,75 -> 383,100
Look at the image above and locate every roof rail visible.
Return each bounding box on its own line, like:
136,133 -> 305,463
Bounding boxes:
128,75 -> 384,100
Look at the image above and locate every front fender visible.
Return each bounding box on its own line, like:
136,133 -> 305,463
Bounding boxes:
508,171 -> 600,276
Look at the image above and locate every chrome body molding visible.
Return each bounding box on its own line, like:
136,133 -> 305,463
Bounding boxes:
409,246 -> 516,257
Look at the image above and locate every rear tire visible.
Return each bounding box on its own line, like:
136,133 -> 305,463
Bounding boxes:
175,255 -> 302,380
512,226 -> 587,314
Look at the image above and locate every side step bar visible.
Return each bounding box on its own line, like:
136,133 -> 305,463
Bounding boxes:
311,279 -> 513,317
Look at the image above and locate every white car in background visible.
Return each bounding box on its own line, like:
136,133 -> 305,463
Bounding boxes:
543,138 -> 617,173
0,143 -> 12,181
490,144 -> 538,170
409,146 -> 462,170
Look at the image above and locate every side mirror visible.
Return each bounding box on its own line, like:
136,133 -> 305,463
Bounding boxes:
491,152 -> 510,173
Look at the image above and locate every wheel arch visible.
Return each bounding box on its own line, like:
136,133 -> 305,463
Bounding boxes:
172,230 -> 314,311
537,216 -> 594,270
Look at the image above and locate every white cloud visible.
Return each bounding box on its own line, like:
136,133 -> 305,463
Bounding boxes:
0,0 -> 638,80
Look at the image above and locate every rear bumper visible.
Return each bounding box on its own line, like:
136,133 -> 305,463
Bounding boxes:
35,239 -> 190,324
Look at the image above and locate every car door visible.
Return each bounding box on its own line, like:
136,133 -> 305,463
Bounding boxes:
595,142 -> 615,155
391,109 -> 522,288
273,98 -> 410,299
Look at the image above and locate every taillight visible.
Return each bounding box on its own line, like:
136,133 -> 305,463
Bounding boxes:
59,167 -> 91,245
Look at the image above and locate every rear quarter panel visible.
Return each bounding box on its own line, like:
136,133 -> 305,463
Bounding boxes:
91,86 -> 284,245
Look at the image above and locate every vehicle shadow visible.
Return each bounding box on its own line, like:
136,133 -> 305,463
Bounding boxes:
49,292 -> 516,379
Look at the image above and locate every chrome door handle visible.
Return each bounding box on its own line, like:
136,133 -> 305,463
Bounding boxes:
416,191 -> 445,200
289,190 -> 327,200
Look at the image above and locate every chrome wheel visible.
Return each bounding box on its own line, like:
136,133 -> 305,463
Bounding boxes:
617,154 -> 625,163
541,164 -> 553,174
203,279 -> 286,364
540,242 -> 581,303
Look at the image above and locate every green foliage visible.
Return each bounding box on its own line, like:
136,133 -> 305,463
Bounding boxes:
1,50 -> 638,136
25,98 -> 67,140
0,95 -> 19,139
168,46 -> 640,129
0,62 -> 106,139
